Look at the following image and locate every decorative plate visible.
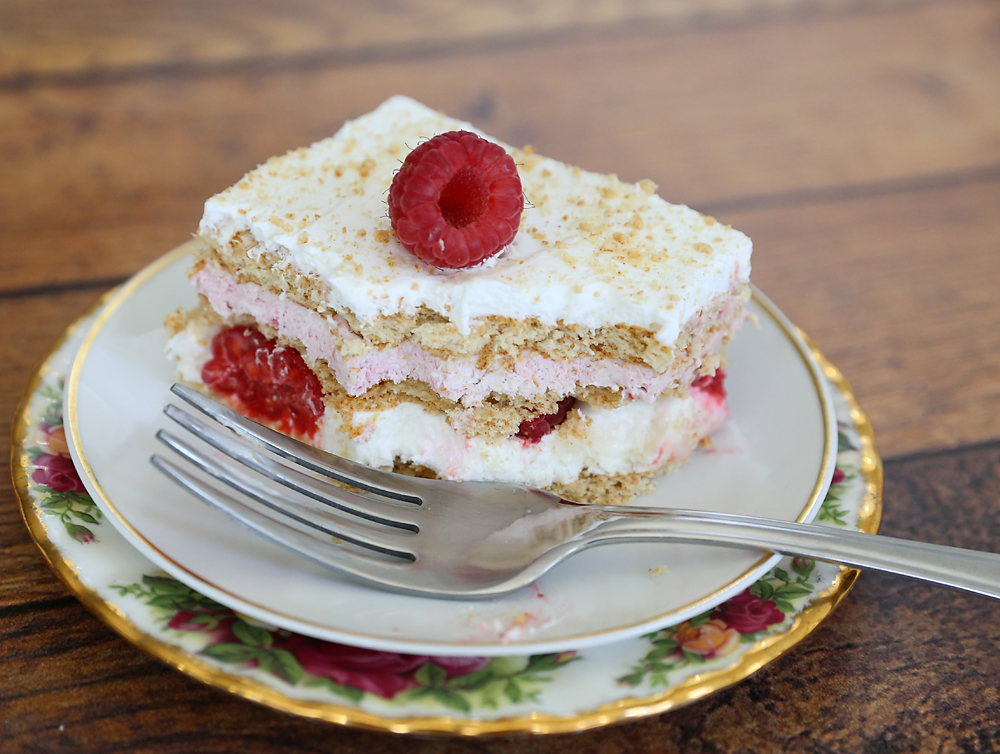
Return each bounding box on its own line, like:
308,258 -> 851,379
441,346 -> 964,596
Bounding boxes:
13,272 -> 881,735
61,245 -> 837,655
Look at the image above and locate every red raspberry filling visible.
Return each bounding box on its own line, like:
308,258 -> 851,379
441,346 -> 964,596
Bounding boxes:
692,369 -> 727,400
516,397 -> 576,443
388,130 -> 523,269
202,326 -> 324,438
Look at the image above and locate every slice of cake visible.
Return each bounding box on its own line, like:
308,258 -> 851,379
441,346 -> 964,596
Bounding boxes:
166,95 -> 752,504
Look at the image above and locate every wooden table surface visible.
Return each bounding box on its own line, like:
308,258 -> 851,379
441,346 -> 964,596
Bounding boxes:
3,1 -> 1000,751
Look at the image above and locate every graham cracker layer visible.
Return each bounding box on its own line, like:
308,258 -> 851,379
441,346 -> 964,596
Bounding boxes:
393,460 -> 682,506
168,301 -> 731,440
168,303 -> 638,439
197,235 -> 748,376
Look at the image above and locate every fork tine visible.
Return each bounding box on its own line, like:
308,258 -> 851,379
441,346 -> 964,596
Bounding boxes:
162,407 -> 422,531
153,434 -> 417,559
151,456 -> 423,586
169,384 -> 426,503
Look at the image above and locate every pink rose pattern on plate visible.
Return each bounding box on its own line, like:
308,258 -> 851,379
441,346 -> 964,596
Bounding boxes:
26,381 -> 102,542
31,354 -> 859,708
619,424 -> 858,689
111,457 -> 858,709
111,575 -> 578,711
618,561 -> 818,687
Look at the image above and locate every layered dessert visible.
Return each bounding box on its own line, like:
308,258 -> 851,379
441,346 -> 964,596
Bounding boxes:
166,95 -> 752,504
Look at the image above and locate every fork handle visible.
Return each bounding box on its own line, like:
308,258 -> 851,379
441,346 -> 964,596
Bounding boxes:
580,509 -> 1000,600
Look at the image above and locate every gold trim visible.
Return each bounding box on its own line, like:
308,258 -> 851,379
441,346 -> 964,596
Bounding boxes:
14,308 -> 881,735
61,247 -> 837,652
12,247 -> 879,736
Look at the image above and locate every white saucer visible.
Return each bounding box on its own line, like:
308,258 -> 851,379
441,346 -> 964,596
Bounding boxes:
16,303 -> 878,733
65,244 -> 836,656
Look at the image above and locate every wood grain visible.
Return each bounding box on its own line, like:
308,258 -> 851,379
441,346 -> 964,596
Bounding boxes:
0,0 -> 928,83
724,176 -> 1000,458
5,0 -> 1000,750
4,442 -> 999,752
0,544 -> 72,609
2,1 -> 999,290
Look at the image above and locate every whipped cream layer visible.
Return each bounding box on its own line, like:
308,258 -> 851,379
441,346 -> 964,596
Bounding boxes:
200,95 -> 751,346
193,262 -> 739,404
322,387 -> 727,488
165,317 -> 727,488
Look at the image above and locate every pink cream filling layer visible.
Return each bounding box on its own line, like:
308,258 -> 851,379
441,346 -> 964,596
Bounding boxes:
194,264 -> 735,405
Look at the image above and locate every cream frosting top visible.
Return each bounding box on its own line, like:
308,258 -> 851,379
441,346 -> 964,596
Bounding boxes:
199,95 -> 751,345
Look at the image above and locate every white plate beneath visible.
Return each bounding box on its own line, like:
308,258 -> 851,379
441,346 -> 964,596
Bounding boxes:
66,245 -> 836,656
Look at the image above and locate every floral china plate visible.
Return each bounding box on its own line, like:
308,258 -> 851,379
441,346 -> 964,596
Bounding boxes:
13,285 -> 881,734
61,245 -> 837,656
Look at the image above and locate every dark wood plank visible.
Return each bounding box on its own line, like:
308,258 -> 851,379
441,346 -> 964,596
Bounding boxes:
4,441 -> 999,752
2,1 -> 998,291
723,176 -> 1000,458
5,2 -> 998,751
0,543 -> 71,609
0,0 -> 926,83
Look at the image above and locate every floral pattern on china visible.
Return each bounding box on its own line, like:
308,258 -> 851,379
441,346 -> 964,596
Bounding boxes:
23,373 -> 864,711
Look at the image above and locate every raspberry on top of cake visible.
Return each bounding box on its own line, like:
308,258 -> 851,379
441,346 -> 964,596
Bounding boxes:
198,96 -> 749,351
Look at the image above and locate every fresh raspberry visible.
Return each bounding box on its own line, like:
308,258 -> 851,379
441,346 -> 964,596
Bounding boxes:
516,397 -> 576,443
692,369 -> 727,400
202,326 -> 324,438
388,130 -> 523,268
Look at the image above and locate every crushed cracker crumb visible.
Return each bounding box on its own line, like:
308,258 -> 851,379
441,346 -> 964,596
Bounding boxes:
638,179 -> 658,195
358,158 -> 376,178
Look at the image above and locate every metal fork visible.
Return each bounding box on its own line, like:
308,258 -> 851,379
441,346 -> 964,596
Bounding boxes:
151,383 -> 1000,601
